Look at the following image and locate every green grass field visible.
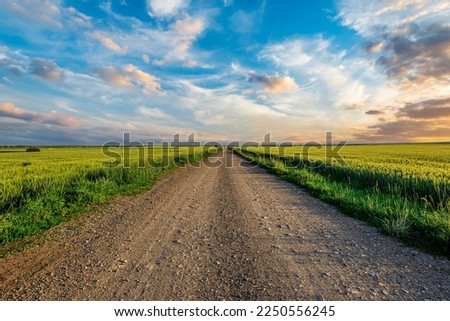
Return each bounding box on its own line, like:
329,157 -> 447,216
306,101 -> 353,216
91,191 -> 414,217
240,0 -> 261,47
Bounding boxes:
0,146 -> 216,246
235,143 -> 450,257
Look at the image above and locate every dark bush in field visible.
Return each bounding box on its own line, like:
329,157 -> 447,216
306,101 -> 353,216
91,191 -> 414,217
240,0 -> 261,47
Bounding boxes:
26,146 -> 41,152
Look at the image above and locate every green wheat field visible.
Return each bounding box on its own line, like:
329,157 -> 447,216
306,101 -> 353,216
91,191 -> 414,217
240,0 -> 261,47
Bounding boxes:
236,143 -> 450,256
0,146 -> 215,247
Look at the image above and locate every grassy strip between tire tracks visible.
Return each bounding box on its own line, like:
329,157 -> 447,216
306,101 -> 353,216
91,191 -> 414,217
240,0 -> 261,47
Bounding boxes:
233,148 -> 450,258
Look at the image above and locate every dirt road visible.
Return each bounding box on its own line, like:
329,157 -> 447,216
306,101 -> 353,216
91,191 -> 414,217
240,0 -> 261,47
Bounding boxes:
1,149 -> 449,300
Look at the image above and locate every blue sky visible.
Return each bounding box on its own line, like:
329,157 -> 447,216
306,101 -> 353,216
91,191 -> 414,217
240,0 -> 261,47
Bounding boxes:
1,0 -> 450,145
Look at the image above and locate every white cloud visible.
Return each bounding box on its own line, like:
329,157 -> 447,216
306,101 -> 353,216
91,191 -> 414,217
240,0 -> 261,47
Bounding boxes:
89,15 -> 206,67
259,36 -> 377,109
66,6 -> 92,27
229,2 -> 266,34
147,0 -> 188,17
153,59 -> 167,66
0,0 -> 63,28
168,16 -> 205,58
138,106 -> 174,121
230,62 -> 244,73
0,1 -> 92,30
337,0 -> 450,37
183,59 -> 198,68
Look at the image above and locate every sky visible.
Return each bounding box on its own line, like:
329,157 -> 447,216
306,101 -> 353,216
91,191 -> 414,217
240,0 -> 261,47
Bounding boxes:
1,0 -> 450,145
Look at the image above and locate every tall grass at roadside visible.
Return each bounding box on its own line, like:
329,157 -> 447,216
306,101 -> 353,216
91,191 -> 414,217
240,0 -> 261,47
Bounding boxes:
234,146 -> 450,257
0,146 -> 218,246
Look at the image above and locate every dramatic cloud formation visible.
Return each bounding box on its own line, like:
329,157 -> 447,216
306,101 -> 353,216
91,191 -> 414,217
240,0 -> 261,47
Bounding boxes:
29,58 -> 64,82
338,0 -> 450,90
96,64 -> 160,94
147,0 -> 188,17
375,23 -> 450,87
397,98 -> 450,119
357,98 -> 450,141
248,73 -> 297,94
355,119 -> 450,142
0,102 -> 80,127
337,0 -> 450,141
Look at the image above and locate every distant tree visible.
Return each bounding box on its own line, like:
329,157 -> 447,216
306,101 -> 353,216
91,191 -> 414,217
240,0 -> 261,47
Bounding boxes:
26,146 -> 41,152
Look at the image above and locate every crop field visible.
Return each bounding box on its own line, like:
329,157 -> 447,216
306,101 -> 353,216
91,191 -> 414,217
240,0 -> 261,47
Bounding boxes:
236,144 -> 450,256
0,146 -> 215,246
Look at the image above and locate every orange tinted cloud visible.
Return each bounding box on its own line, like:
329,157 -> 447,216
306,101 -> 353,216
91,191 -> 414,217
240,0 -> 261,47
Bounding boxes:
354,119 -> 450,142
0,102 -> 80,127
355,98 -> 450,142
89,31 -> 127,54
248,73 -> 297,93
0,102 -> 26,118
398,98 -> 450,119
373,23 -> 450,88
171,17 -> 203,35
96,64 -> 160,94
169,17 -> 205,58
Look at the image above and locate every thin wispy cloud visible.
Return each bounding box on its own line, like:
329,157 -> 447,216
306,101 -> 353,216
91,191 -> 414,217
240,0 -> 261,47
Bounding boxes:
229,1 -> 266,34
88,31 -> 128,54
0,58 -> 25,77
